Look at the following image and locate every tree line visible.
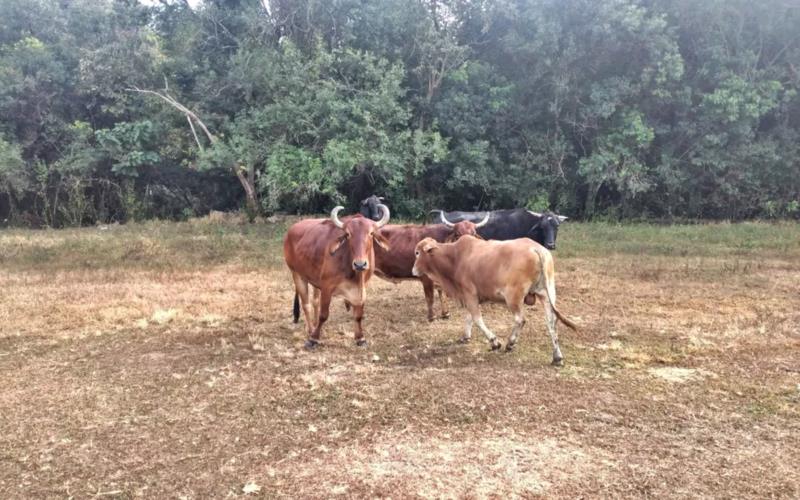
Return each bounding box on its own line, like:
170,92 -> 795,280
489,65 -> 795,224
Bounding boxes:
1,0 -> 799,227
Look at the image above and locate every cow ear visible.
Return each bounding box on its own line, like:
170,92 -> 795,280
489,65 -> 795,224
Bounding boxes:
329,234 -> 348,255
423,242 -> 437,254
373,232 -> 390,251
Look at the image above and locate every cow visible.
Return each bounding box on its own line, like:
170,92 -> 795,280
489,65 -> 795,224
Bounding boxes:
411,235 -> 577,365
284,204 -> 390,349
430,208 -> 567,250
359,195 -> 385,221
374,213 -> 490,321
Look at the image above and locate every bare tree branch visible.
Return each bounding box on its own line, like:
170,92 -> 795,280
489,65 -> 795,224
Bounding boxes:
186,115 -> 203,152
127,86 -> 217,144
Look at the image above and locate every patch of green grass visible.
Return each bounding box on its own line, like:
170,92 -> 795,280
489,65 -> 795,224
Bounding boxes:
2,217 -> 798,273
560,221 -> 800,260
0,217 -> 290,272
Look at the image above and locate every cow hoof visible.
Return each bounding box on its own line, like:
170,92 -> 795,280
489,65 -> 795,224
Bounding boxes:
457,336 -> 470,344
427,316 -> 435,323
551,357 -> 564,367
441,312 -> 451,319
304,339 -> 320,350
355,339 -> 368,347
505,343 -> 516,352
490,340 -> 502,351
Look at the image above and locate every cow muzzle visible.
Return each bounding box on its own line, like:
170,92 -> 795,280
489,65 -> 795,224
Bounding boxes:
545,243 -> 556,250
353,260 -> 369,272
411,265 -> 419,277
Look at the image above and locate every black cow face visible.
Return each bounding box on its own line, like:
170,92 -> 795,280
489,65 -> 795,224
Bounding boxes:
359,195 -> 385,222
530,211 -> 567,250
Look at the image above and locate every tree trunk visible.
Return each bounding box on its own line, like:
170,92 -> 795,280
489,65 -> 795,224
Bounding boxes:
235,166 -> 258,222
585,182 -> 602,220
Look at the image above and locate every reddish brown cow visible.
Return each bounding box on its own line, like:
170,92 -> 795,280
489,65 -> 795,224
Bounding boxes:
412,235 -> 577,365
284,205 -> 390,349
374,213 -> 489,321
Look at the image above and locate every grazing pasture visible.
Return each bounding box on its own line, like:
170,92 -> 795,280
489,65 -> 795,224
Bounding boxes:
1,217 -> 798,498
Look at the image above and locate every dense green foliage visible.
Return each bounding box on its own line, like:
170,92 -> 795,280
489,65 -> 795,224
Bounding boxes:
0,0 -> 798,226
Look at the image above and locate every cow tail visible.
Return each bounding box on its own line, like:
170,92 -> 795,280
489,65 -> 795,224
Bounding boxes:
534,247 -> 578,331
293,293 -> 300,323
551,301 -> 578,331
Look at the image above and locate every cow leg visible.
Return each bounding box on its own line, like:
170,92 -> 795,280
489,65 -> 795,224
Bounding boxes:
538,287 -> 563,365
467,300 -> 501,351
351,303 -> 367,346
307,289 -> 332,349
292,272 -> 314,336
505,297 -> 526,352
438,288 -> 450,319
422,278 -> 436,322
458,312 -> 473,343
312,286 -> 320,326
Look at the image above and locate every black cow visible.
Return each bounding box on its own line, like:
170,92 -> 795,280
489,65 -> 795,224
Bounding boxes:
359,195 -> 386,221
431,208 -> 567,250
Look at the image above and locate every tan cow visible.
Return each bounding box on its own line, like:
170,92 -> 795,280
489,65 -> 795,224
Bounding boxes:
411,235 -> 577,365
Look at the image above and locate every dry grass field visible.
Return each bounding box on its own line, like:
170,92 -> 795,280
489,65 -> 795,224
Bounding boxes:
1,216 -> 799,499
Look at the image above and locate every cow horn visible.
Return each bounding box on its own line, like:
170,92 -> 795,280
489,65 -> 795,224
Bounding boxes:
557,215 -> 568,222
439,211 -> 455,228
527,210 -> 542,217
331,206 -> 345,229
375,204 -> 390,227
475,212 -> 491,228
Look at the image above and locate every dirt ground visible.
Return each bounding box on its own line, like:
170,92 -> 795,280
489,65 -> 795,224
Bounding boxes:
1,218 -> 798,498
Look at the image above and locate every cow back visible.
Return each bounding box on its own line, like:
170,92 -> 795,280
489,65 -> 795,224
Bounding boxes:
428,237 -> 544,303
375,224 -> 452,279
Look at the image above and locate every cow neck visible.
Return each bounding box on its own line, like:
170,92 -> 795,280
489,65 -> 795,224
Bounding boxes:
429,243 -> 461,300
428,224 -> 453,242
358,266 -> 367,303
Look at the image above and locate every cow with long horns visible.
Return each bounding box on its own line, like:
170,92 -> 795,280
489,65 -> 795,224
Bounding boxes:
359,195 -> 386,221
430,208 -> 567,250
284,204 -> 390,348
373,212 -> 490,321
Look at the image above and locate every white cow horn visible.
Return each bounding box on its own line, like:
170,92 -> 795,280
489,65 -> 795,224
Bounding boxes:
375,204 -> 390,227
475,212 -> 491,228
439,211 -> 455,228
527,210 -> 542,217
331,206 -> 345,229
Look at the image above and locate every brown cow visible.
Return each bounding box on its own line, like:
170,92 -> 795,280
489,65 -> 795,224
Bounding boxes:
284,205 -> 390,349
374,213 -> 489,321
411,235 -> 577,365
